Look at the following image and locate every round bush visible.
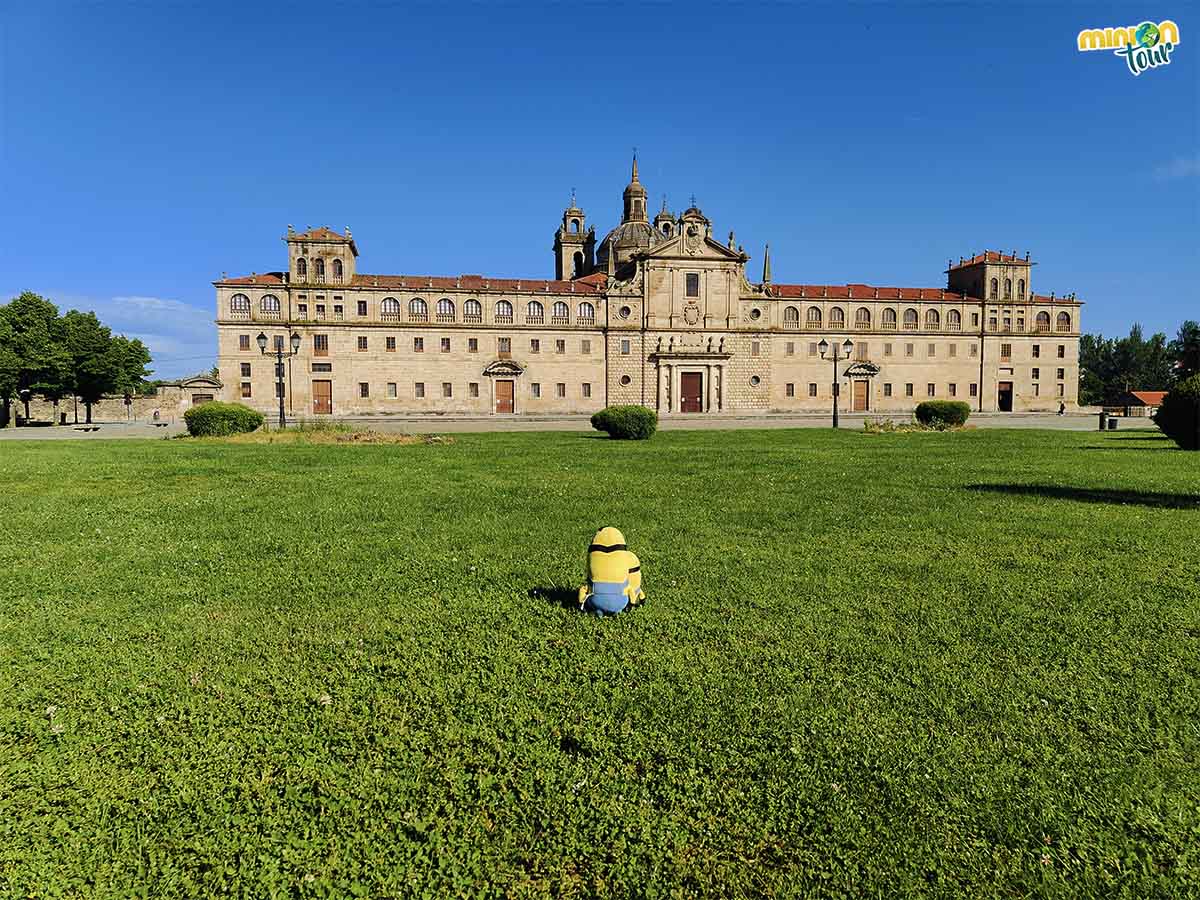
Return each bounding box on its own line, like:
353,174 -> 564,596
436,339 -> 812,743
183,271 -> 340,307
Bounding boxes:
914,400 -> 971,428
1153,374 -> 1200,450
183,402 -> 265,437
590,405 -> 657,440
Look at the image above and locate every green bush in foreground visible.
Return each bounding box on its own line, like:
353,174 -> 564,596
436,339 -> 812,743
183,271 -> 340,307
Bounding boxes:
914,400 -> 971,428
183,401 -> 264,437
1153,374 -> 1200,450
590,404 -> 657,440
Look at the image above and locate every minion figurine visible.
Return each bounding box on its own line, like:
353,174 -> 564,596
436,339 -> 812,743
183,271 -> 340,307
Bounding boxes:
577,526 -> 645,615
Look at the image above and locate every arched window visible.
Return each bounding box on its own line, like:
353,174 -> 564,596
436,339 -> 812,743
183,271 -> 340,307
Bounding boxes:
854,307 -> 871,328
552,301 -> 569,323
1004,278 -> 1012,300
1036,311 -> 1051,332
526,300 -> 544,323
572,251 -> 584,278
381,297 -> 400,320
436,298 -> 455,321
882,308 -> 897,329
903,308 -> 918,330
1056,312 -> 1071,332
661,222 -> 672,236
990,278 -> 998,299
925,309 -> 940,329
1017,278 -> 1025,299
315,258 -> 325,282
577,301 -> 595,322
830,307 -> 845,326
495,300 -> 513,322
570,219 -> 580,233
230,294 -> 250,318
783,306 -> 799,327
948,309 -> 962,330
806,306 -> 822,327
464,299 -> 482,322
260,295 -> 280,318
408,298 -> 428,321
332,259 -> 344,282
296,258 -> 307,279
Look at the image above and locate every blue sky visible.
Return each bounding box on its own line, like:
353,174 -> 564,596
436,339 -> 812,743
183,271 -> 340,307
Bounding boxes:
2,2 -> 1196,379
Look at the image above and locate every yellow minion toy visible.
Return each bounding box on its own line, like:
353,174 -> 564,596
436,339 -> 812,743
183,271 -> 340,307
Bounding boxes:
577,526 -> 645,615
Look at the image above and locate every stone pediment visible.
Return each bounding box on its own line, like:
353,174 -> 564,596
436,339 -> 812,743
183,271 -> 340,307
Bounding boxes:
648,334 -> 732,360
843,361 -> 881,377
644,232 -> 746,262
482,359 -> 525,377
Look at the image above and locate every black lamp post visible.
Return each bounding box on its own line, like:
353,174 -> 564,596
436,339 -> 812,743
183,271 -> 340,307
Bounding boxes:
257,331 -> 302,428
818,337 -> 855,428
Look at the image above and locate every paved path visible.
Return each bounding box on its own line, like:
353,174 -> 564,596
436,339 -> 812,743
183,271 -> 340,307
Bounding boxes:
0,413 -> 1155,440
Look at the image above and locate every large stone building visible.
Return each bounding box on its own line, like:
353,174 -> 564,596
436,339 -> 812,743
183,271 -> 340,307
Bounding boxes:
215,158 -> 1081,417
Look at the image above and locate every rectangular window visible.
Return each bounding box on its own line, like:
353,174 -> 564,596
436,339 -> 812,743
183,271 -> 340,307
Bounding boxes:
531,382 -> 541,398
498,337 -> 511,357
808,342 -> 818,357
1056,368 -> 1065,380
359,382 -> 369,398
949,383 -> 957,397
240,382 -> 251,398
905,343 -> 914,358
413,337 -> 424,353
1017,318 -> 1025,331
855,343 -> 868,361
239,334 -> 250,351
786,341 -> 795,356
387,382 -> 397,398
927,383 -> 935,397
414,382 -> 425,398
1000,343 -> 1012,362
441,337 -> 450,353
469,382 -> 479,398
316,304 -> 326,320
1032,367 -> 1040,380
620,339 -> 630,355
530,339 -> 540,353
927,343 -> 936,357
751,341 -> 760,357
685,273 -> 700,297
314,334 -> 329,357
988,317 -> 997,331
582,339 -> 591,355
442,382 -> 452,398
786,383 -> 795,397
1057,383 -> 1065,397
582,382 -> 592,398
949,344 -> 957,358
883,383 -> 892,397
468,338 -> 478,353
386,336 -> 396,352
311,362 -> 332,373
972,313 -> 980,327
1058,345 -> 1066,358
905,383 -> 914,397
240,362 -> 251,377
1033,383 -> 1040,397
556,382 -> 566,398
1003,317 -> 1011,331
808,383 -> 817,397
334,304 -> 344,320
357,300 -> 367,316
275,382 -> 284,398
555,339 -> 565,354
274,335 -> 284,351
970,383 -> 978,397
884,343 -> 893,357
1032,344 -> 1041,358
297,303 -> 308,318
969,343 -> 978,358
357,336 -> 368,352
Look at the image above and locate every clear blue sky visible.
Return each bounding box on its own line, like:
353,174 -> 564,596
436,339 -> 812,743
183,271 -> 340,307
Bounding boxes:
2,2 -> 1196,378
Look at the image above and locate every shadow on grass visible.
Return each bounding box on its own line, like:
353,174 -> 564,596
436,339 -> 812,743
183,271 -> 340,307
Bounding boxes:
1081,445 -> 1176,451
968,484 -> 1199,510
529,586 -> 580,609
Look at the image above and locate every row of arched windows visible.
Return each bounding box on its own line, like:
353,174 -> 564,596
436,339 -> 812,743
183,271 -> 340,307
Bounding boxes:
989,277 -> 1026,300
382,297 -> 595,323
295,257 -> 344,282
783,306 -> 962,330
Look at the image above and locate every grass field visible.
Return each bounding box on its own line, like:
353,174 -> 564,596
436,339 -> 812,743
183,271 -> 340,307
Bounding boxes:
0,427 -> 1197,898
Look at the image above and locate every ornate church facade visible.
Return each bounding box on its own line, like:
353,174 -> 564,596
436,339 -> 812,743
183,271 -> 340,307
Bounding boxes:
214,158 -> 1081,417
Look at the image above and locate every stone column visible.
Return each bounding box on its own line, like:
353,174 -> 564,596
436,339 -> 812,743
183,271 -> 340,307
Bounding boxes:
705,364 -> 712,412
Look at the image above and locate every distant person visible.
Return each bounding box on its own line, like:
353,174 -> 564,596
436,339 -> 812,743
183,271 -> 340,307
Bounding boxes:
153,408 -> 160,422
1057,401 -> 1065,416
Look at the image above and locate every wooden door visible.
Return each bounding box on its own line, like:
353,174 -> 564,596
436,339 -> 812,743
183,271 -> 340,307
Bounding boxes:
852,380 -> 868,412
495,380 -> 514,414
681,373 -> 703,413
312,380 -> 332,414
997,381 -> 1013,412
191,394 -> 214,406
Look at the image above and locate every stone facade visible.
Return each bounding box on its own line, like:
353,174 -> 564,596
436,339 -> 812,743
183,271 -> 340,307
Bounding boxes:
214,160 -> 1082,418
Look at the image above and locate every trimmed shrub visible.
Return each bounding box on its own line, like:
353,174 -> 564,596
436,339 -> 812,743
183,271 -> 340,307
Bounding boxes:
1153,374 -> 1200,450
183,402 -> 265,437
590,405 -> 657,440
914,400 -> 971,428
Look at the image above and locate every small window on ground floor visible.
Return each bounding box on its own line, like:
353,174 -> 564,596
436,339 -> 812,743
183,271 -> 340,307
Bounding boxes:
239,334 -> 250,350
582,339 -> 591,354
620,339 -> 630,355
883,383 -> 892,397
415,382 -> 425,398
241,382 -> 251,398
970,383 -> 978,397
468,338 -> 478,353
582,382 -> 592,398
927,383 -> 935,397
556,339 -> 565,354
1057,383 -> 1065,397
531,382 -> 541,398
359,382 -> 369,398
905,383 -> 914,397
1033,383 -> 1040,397
443,382 -> 452,398
786,341 -> 795,355
949,383 -> 957,397
556,383 -> 566,398
386,336 -> 396,352
469,382 -> 479,397
441,338 -> 450,353
808,383 -> 817,397
786,383 -> 795,397
387,382 -> 397,398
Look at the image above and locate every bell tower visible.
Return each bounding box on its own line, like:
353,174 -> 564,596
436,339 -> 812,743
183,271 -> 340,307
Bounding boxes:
553,190 -> 595,279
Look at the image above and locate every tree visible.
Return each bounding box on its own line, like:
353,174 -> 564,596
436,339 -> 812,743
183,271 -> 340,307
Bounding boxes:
1170,320 -> 1200,381
61,310 -> 118,424
1078,324 -> 1173,406
109,336 -> 152,398
0,293 -> 71,421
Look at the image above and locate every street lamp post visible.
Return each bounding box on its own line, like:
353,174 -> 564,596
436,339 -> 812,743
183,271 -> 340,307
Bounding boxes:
257,331 -> 302,428
818,337 -> 855,429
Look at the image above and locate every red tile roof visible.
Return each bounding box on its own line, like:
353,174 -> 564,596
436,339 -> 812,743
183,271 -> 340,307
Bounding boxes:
948,251 -> 1032,270
1129,391 -> 1167,406
1030,293 -> 1082,304
348,273 -> 603,294
292,226 -> 352,243
218,272 -> 287,285
771,284 -> 973,302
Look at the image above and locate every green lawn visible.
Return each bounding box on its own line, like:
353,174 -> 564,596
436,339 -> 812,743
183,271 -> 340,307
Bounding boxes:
0,428 -> 1197,898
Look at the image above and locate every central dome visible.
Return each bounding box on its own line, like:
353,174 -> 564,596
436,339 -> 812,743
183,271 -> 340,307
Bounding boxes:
596,220 -> 668,270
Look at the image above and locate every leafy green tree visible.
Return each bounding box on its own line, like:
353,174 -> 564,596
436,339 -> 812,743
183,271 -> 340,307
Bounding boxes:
0,292 -> 71,421
1170,320 -> 1200,380
62,310 -> 119,423
109,336 -> 153,398
1078,324 -> 1173,406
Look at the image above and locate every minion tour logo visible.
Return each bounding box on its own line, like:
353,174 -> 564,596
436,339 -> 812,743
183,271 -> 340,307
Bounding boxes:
1077,20 -> 1181,76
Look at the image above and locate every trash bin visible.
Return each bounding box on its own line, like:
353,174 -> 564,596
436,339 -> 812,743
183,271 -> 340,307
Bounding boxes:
60,412 -> 67,425
1098,411 -> 1107,431
1107,417 -> 1118,430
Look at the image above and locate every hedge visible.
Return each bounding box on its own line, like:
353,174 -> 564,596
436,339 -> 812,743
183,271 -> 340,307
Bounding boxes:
590,405 -> 657,440
1153,374 -> 1200,450
183,402 -> 265,437
914,400 -> 971,428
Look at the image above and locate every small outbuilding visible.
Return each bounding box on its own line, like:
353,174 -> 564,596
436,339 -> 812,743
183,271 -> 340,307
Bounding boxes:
1119,391 -> 1168,417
